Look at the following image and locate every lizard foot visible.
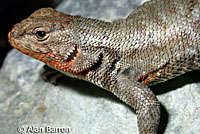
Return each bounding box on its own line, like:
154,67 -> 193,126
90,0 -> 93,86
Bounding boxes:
40,65 -> 65,85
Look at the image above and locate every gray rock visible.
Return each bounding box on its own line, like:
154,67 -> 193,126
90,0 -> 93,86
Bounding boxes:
0,0 -> 200,134
56,0 -> 145,21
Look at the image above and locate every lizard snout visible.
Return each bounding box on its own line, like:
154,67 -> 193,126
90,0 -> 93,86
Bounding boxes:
8,23 -> 22,48
8,23 -> 20,40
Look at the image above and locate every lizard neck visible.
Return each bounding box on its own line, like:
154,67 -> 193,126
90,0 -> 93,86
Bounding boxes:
72,16 -> 136,53
73,16 -> 120,49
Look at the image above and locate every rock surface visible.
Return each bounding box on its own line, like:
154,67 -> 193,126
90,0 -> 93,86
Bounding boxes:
0,0 -> 200,134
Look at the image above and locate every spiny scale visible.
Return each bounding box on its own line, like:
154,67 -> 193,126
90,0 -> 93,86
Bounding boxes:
8,0 -> 200,134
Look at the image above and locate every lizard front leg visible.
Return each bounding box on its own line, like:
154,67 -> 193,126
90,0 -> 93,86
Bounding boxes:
85,51 -> 161,134
113,69 -> 160,134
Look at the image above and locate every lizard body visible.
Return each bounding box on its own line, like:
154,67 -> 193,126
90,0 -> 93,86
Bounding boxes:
8,0 -> 200,134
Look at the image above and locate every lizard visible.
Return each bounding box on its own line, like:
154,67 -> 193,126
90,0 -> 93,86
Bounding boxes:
7,0 -> 200,133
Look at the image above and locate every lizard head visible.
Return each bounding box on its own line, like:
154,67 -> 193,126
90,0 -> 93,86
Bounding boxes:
8,8 -> 77,62
8,8 -> 102,74
8,8 -> 81,73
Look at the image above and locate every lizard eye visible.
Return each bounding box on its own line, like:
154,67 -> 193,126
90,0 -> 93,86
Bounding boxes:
33,27 -> 50,41
36,31 -> 46,39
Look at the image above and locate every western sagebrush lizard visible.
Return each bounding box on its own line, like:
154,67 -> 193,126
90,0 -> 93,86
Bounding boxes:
8,0 -> 200,133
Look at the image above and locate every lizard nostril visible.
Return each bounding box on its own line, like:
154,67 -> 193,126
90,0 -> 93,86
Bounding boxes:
8,23 -> 20,40
8,23 -> 21,47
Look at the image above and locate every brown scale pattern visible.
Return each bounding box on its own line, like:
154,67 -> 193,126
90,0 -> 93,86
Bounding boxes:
8,0 -> 200,134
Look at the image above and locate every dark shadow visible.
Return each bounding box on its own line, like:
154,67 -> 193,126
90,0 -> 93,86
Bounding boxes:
151,70 -> 200,95
59,75 -> 121,103
157,104 -> 168,134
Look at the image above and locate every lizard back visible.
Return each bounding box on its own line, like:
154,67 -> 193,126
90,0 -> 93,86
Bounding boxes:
110,0 -> 200,85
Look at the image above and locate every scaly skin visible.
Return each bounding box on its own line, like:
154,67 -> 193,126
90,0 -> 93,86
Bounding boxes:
8,0 -> 200,134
